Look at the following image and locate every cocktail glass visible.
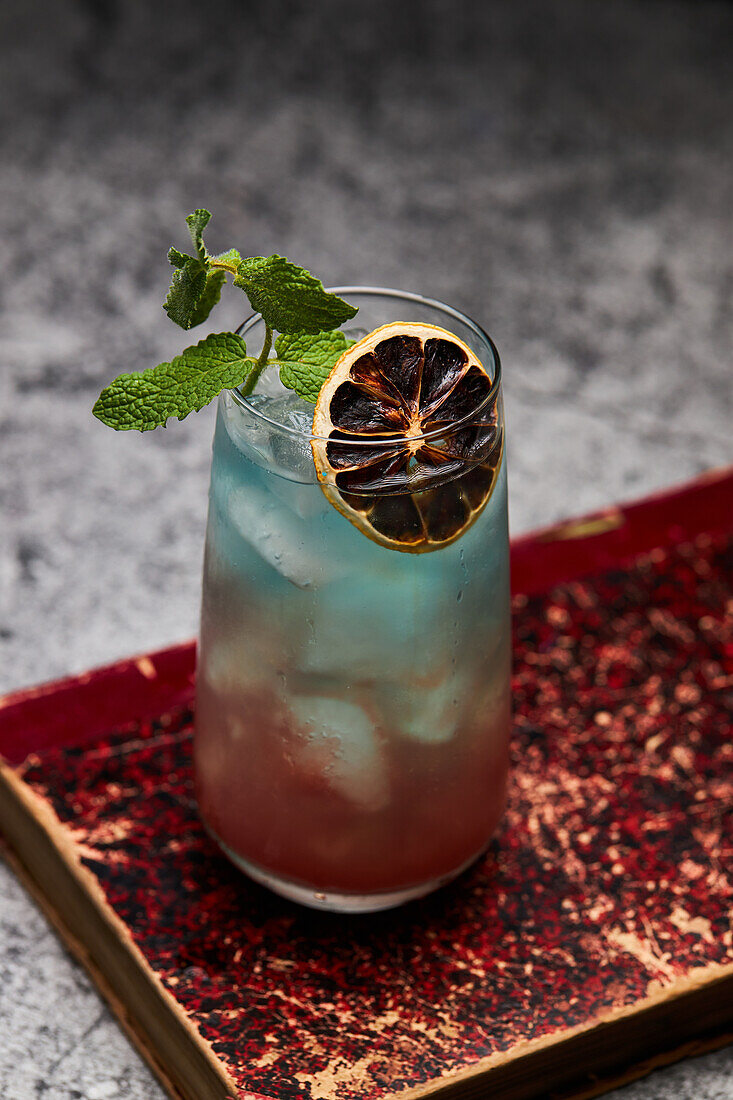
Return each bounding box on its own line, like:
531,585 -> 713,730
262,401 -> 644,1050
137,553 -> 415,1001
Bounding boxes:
195,288 -> 510,912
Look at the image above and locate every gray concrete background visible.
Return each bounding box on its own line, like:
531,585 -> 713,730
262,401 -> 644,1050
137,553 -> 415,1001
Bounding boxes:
1,0 -> 731,1097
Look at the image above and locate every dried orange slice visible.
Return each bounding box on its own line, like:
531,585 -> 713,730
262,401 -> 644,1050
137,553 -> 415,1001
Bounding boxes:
311,322 -> 503,552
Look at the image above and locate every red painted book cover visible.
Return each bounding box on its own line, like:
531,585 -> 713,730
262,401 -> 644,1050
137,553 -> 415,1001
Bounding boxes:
1,468 -> 732,1100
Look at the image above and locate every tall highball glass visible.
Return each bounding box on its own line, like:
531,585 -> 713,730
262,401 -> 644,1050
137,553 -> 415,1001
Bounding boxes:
195,289 -> 511,912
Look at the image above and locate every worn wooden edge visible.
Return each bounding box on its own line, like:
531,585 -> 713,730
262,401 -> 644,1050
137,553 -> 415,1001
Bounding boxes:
392,969 -> 733,1100
0,763 -> 250,1100
1,838 -> 192,1100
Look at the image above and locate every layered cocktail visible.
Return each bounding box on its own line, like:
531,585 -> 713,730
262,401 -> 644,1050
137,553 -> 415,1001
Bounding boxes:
195,290 -> 510,911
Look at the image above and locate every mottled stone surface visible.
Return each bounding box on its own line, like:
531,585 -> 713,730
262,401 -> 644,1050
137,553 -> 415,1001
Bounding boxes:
0,0 -> 731,1097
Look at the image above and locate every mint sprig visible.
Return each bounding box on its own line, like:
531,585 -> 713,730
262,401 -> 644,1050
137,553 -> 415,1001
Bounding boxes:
94,209 -> 359,431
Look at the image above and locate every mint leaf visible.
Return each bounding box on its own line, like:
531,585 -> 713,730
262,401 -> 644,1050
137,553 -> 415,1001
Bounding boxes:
275,330 -> 354,403
211,248 -> 242,270
189,268 -> 227,327
164,258 -> 208,329
93,333 -> 255,431
167,247 -> 189,269
235,255 -> 357,335
186,208 -> 211,260
165,210 -> 234,329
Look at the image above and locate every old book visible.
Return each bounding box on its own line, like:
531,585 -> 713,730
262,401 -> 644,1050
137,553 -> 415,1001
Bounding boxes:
1,468 -> 732,1100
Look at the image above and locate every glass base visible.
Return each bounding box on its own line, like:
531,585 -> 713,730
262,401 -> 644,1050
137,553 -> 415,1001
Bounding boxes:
210,827 -> 481,913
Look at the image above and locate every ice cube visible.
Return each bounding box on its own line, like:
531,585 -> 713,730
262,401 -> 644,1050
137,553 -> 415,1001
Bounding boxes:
379,674 -> 459,744
270,426 -> 317,485
244,393 -> 317,484
266,473 -> 328,521
289,695 -> 389,812
284,406 -> 314,434
228,483 -> 347,588
200,630 -> 278,698
245,392 -> 314,432
296,575 -> 453,683
223,395 -> 277,471
383,637 -> 512,745
223,388 -> 315,479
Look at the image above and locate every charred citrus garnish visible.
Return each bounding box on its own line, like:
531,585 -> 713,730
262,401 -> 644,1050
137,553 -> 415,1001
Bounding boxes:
312,322 -> 502,552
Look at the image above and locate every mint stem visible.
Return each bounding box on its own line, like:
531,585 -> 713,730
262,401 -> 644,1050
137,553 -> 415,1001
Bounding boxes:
240,323 -> 273,396
209,258 -> 239,276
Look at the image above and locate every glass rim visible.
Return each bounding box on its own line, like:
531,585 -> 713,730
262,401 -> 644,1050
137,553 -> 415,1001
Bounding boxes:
229,286 -> 502,446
